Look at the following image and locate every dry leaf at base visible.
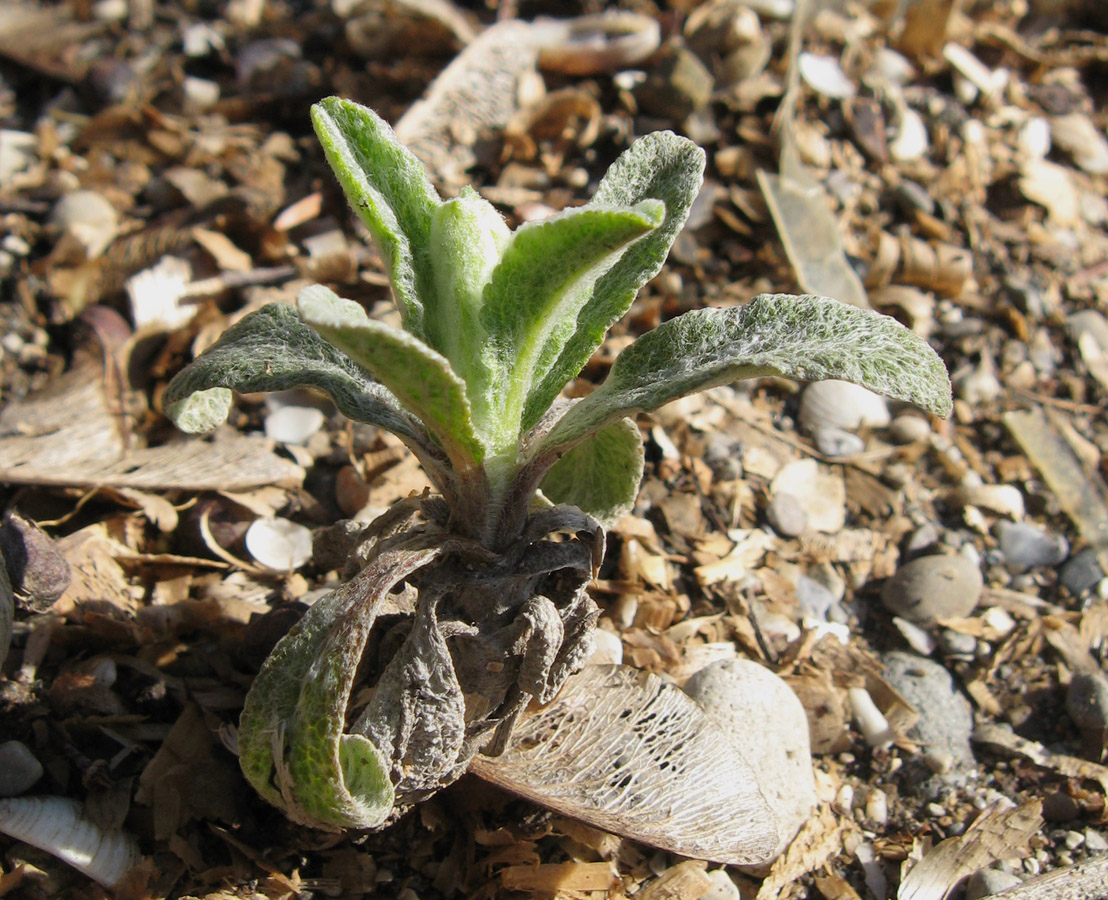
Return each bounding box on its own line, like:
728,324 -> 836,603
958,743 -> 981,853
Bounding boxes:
771,460 -> 845,534
135,704 -> 241,841
1005,409 -> 1108,560
897,800 -> 1043,900
973,723 -> 1108,794
498,860 -> 615,893
755,802 -> 845,900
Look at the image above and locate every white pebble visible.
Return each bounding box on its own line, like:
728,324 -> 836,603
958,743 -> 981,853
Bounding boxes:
264,405 -> 325,445
848,686 -> 893,747
245,518 -> 313,571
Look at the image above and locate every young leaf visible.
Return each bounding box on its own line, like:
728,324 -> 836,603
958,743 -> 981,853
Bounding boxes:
311,97 -> 440,338
163,303 -> 427,448
298,285 -> 484,465
537,293 -> 953,457
522,132 -> 706,430
478,201 -> 664,445
424,188 -> 509,383
538,418 -> 643,528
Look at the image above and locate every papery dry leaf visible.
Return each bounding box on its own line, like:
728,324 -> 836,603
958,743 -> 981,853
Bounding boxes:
897,801 -> 1043,900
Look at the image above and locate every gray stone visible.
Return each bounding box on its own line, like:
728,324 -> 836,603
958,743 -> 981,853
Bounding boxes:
1066,670 -> 1108,735
683,658 -> 817,863
0,742 -> 43,797
796,575 -> 835,621
766,491 -> 807,538
881,554 -> 983,625
965,868 -> 1022,900
635,44 -> 713,121
814,426 -> 865,458
882,652 -> 975,780
1060,547 -> 1103,597
995,521 -> 1068,572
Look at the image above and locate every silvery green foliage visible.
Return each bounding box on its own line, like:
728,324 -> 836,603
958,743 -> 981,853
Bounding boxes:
164,96 -> 950,540
163,97 -> 952,837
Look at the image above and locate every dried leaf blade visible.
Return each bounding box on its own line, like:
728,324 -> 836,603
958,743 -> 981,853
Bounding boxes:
470,664 -> 779,866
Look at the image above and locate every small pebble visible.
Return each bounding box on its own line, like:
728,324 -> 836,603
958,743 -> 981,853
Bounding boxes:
893,179 -> 935,216
1060,547 -> 1103,597
50,189 -> 119,258
1085,829 -> 1108,852
889,106 -> 929,162
798,53 -> 855,99
864,789 -> 888,827
1066,670 -> 1108,736
848,686 -> 893,748
799,380 -> 890,433
700,869 -> 740,900
245,518 -> 313,571
1064,830 -> 1085,850
264,405 -> 326,445
881,554 -> 984,625
883,652 -> 975,782
766,491 -> 808,538
1041,790 -> 1080,822
995,521 -> 1068,572
0,742 -> 43,797
965,868 -> 1022,900
586,629 -> 623,667
1051,113 -> 1108,175
889,414 -> 931,444
796,575 -> 835,621
938,629 -> 977,659
814,427 -> 865,458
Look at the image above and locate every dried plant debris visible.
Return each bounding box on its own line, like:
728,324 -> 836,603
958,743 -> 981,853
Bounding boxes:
2,0 -> 1108,897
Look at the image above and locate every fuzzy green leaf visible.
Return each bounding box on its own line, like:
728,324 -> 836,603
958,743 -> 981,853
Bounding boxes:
522,132 -> 706,430
424,188 -> 509,384
478,201 -> 664,446
163,303 -> 426,446
311,97 -> 440,338
538,418 -> 643,528
539,294 -> 953,456
298,286 -> 484,465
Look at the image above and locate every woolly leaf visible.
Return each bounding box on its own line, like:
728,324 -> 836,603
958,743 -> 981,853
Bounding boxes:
298,285 -> 484,465
522,132 -> 705,430
311,97 -> 440,338
538,418 -> 643,528
478,201 -> 664,446
163,303 -> 426,447
539,294 -> 952,457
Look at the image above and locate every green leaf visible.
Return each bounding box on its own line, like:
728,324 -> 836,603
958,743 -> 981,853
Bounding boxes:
311,97 -> 440,338
478,201 -> 665,446
239,544 -> 440,829
522,132 -> 706,430
163,303 -> 426,446
424,188 -> 509,384
298,286 -> 484,465
538,418 -> 643,528
538,294 -> 953,456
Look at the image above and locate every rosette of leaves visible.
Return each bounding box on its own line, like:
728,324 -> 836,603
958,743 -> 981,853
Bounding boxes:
165,97 -> 951,840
